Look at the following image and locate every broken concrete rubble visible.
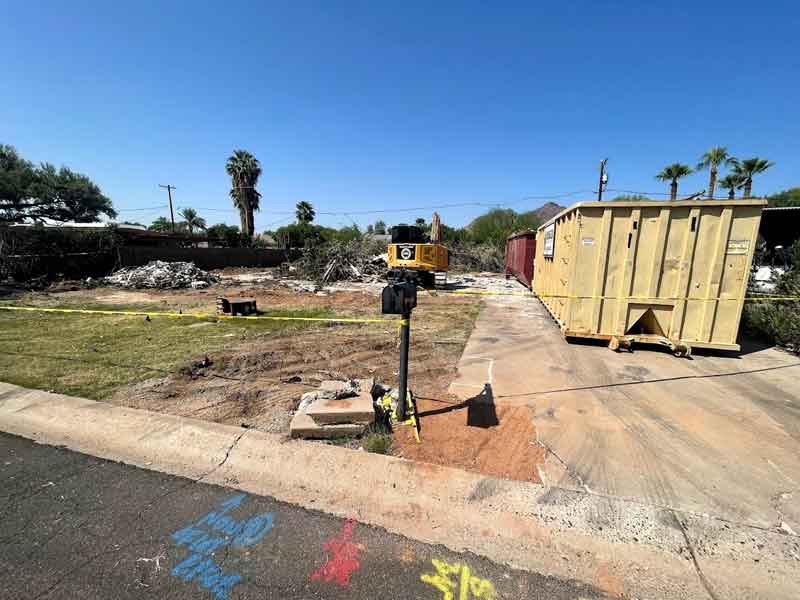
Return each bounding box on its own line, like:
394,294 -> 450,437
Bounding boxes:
289,411 -> 365,439
104,261 -> 218,289
290,378 -> 376,439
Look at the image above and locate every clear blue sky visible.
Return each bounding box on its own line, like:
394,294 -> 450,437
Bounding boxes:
2,1 -> 798,231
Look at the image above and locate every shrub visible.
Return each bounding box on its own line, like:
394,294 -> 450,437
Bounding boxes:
742,261 -> 800,352
361,422 -> 392,454
448,242 -> 505,272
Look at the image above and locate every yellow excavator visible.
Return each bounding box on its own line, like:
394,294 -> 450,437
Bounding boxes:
386,212 -> 449,288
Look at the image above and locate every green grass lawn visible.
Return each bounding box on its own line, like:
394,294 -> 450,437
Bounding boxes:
0,307 -> 335,400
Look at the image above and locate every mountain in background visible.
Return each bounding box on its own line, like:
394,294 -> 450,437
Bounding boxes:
526,201 -> 565,223
462,201 -> 567,245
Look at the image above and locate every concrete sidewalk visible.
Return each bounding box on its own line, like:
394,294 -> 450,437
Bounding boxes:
450,292 -> 800,597
0,381 -> 797,598
449,294 -> 800,529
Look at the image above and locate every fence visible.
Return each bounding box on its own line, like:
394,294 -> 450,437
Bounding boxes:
118,247 -> 287,270
2,241 -> 289,282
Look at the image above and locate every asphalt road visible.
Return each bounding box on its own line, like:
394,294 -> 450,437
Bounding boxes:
0,433 -> 606,600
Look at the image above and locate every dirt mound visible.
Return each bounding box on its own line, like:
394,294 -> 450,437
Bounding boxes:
394,399 -> 544,483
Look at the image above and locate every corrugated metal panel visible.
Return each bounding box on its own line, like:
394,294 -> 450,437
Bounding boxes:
504,231 -> 536,288
533,199 -> 766,353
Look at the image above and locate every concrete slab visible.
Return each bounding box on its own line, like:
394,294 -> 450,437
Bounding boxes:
449,293 -> 800,534
305,391 -> 375,425
289,410 -> 365,438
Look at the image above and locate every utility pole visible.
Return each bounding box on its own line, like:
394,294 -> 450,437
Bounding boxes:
597,159 -> 608,201
158,184 -> 177,232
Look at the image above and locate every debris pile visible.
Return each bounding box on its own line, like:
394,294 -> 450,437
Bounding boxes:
300,240 -> 388,284
104,261 -> 218,289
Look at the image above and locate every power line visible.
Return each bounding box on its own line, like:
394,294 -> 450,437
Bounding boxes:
117,186 -> 679,226
259,215 -> 295,229
606,188 -> 672,197
115,205 -> 168,212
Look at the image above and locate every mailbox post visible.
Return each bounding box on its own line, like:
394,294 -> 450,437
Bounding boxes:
381,280 -> 417,421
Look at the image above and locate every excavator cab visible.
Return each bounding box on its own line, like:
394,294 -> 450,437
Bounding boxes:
386,215 -> 448,288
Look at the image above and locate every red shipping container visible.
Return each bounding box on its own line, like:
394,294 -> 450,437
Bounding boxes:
504,231 -> 536,288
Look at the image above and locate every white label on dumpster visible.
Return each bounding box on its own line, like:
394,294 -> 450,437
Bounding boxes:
543,224 -> 555,257
726,240 -> 749,255
582,237 -> 595,246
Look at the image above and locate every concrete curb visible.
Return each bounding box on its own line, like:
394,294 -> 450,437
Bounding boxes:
0,382 -> 796,599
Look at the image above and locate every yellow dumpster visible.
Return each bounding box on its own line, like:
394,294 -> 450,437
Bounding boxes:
533,199 -> 766,355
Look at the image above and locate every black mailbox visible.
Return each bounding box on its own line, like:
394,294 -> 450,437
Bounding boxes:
381,282 -> 417,315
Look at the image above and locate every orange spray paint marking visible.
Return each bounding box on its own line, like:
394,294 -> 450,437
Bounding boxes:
310,520 -> 361,587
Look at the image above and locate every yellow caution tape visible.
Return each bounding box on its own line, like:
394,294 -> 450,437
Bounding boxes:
426,288 -> 800,301
0,305 -> 403,325
427,289 -> 534,297
533,293 -> 800,302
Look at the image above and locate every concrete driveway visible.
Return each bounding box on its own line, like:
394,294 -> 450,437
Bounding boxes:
449,292 -> 800,533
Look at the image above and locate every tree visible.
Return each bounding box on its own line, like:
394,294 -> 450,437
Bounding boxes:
333,224 -> 361,242
225,150 -> 262,236
295,201 -> 315,224
206,223 -> 242,246
373,220 -> 387,235
1,144 -> 116,223
767,188 -> 800,208
718,174 -> 743,200
178,207 -> 206,235
467,208 -> 541,248
697,147 -> 736,199
655,163 -> 693,200
733,157 -> 774,198
274,222 -> 336,248
414,217 -> 426,227
149,216 -> 172,232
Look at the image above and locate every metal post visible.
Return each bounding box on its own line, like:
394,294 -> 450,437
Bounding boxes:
396,311 -> 411,421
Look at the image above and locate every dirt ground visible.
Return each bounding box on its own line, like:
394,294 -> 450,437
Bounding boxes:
4,269 -> 545,484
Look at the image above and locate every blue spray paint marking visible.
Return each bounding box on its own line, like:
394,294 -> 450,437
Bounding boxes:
169,493 -> 274,600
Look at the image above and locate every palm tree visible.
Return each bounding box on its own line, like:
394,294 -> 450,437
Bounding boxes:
225,150 -> 262,236
732,157 -> 774,198
697,147 -> 736,199
178,207 -> 206,235
149,216 -> 172,232
718,174 -> 743,200
295,201 -> 315,224
655,163 -> 693,200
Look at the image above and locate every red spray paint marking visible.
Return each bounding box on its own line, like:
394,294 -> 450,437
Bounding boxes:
310,520 -> 361,587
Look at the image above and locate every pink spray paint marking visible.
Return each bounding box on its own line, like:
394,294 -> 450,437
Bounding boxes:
310,520 -> 362,587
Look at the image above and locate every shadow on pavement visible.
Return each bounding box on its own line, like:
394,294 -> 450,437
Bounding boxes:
417,383 -> 500,429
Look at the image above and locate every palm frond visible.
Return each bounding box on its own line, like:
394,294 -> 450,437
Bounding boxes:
656,163 -> 693,181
